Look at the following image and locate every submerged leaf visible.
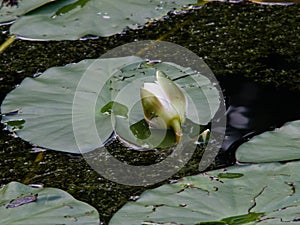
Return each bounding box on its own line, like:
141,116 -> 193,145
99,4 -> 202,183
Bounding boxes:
54,0 -> 90,16
217,172 -> 244,179
130,119 -> 151,140
101,101 -> 128,118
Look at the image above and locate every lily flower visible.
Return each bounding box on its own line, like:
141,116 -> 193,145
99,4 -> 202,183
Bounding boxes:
140,71 -> 187,142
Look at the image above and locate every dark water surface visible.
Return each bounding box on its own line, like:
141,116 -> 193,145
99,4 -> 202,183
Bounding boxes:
0,2 -> 299,224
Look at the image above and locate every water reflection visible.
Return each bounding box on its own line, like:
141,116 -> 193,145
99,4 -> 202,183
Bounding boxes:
219,80 -> 300,165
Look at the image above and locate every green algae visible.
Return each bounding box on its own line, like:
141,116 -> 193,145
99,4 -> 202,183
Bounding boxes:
135,2 -> 300,91
0,122 -> 207,223
0,2 -> 299,224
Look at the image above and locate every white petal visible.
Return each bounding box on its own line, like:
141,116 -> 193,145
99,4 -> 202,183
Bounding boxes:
143,82 -> 174,113
143,83 -> 166,100
156,71 -> 186,123
140,71 -> 187,142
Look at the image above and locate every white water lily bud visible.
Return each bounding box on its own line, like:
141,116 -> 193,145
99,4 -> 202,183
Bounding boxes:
140,71 -> 187,142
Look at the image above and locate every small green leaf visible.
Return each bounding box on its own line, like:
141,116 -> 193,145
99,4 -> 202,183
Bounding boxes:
195,221 -> 227,225
222,213 -> 264,225
5,119 -> 25,131
6,119 -> 25,127
130,119 -> 151,140
217,173 -> 244,179
101,101 -> 128,118
54,0 -> 91,16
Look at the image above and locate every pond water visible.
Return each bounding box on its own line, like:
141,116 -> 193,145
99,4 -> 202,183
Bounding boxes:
218,78 -> 300,165
0,1 -> 299,224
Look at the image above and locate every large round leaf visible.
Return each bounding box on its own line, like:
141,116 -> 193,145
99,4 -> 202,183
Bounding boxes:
1,56 -> 143,153
0,181 -> 99,225
0,0 -> 52,23
9,0 -> 198,40
236,120 -> 300,163
1,56 -> 220,153
109,161 -> 300,225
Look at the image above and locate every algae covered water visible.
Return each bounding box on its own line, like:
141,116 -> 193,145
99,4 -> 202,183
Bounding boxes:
0,2 -> 299,224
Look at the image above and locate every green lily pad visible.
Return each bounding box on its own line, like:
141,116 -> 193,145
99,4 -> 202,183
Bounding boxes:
1,56 -> 220,153
109,161 -> 300,225
8,0 -> 199,40
0,181 -> 99,224
0,0 -> 52,24
1,56 -> 142,153
236,120 -> 300,163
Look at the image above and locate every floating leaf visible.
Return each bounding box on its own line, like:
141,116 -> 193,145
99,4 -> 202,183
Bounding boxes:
236,120 -> 300,163
1,56 -> 142,153
7,0 -> 200,40
0,0 -> 52,24
0,181 -> 99,224
1,56 -> 220,152
109,161 -> 300,225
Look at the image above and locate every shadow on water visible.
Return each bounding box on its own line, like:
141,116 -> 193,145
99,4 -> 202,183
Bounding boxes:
217,77 -> 300,166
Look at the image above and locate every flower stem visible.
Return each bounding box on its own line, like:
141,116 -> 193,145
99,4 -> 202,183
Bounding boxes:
0,35 -> 16,54
170,118 -> 182,143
